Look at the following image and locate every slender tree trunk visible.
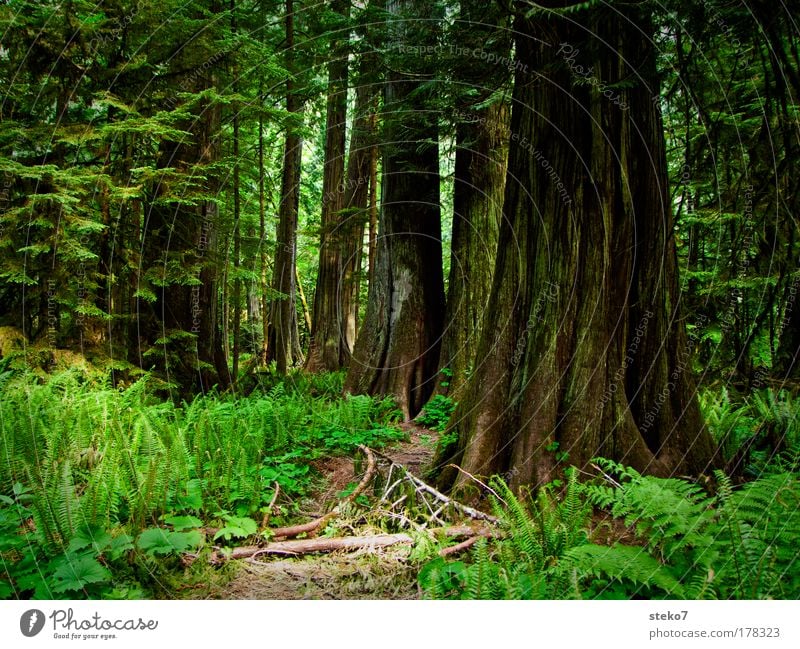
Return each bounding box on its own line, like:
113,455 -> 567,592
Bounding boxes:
258,1 -> 269,366
296,265 -> 312,334
306,0 -> 351,372
367,104 -> 379,292
439,3 -> 717,492
231,0 -> 241,383
338,80 -> 376,358
345,0 -> 445,419
268,0 -> 304,374
307,58 -> 376,371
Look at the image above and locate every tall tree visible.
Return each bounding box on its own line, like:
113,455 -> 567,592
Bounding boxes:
345,0 -> 445,418
438,0 -> 511,397
306,0 -> 352,372
440,1 -> 717,491
268,0 -> 305,374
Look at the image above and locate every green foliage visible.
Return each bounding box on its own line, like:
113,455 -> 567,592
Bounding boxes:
0,369 -> 403,599
423,459 -> 800,600
700,388 -> 800,475
137,528 -> 203,557
421,468 -> 591,599
416,395 -> 456,432
583,459 -> 800,599
212,516 -> 258,542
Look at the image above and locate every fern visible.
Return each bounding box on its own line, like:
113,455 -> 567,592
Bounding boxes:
562,544 -> 685,598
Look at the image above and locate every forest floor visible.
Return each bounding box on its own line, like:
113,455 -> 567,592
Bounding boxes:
215,424 -> 439,600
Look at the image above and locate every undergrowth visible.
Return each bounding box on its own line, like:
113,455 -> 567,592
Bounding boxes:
421,459 -> 800,600
0,366 -> 404,599
700,387 -> 800,475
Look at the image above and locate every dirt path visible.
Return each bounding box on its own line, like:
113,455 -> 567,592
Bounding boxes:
216,423 -> 439,600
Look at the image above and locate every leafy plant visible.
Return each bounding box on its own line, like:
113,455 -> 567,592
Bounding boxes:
137,528 -> 203,557
213,515 -> 258,542
420,469 -> 591,599
416,395 -> 456,432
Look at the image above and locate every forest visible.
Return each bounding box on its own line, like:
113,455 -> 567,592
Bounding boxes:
0,0 -> 798,601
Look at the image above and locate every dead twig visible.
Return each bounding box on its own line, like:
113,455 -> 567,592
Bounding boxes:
375,455 -> 499,524
447,464 -> 507,506
259,482 -> 280,531
590,462 -> 622,488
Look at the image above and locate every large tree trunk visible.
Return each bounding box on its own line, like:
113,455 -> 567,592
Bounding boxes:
440,3 -> 717,492
307,77 -> 376,372
268,0 -> 304,375
345,0 -> 445,419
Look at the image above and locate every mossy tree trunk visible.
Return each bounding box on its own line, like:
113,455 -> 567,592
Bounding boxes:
345,0 -> 445,419
439,2 -> 718,492
306,1 -> 371,373
268,0 -> 304,374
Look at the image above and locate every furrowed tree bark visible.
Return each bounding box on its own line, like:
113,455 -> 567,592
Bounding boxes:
440,104 -> 509,398
439,2 -> 717,492
344,0 -> 445,419
437,0 -> 510,399
306,0 -> 352,372
268,0 -> 304,374
231,0 -> 241,383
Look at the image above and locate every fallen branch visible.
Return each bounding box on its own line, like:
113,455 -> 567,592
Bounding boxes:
212,533 -> 413,562
447,464 -> 507,506
439,536 -> 479,557
590,462 -> 622,488
372,449 -> 499,524
429,525 -> 499,539
267,445 -> 376,540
